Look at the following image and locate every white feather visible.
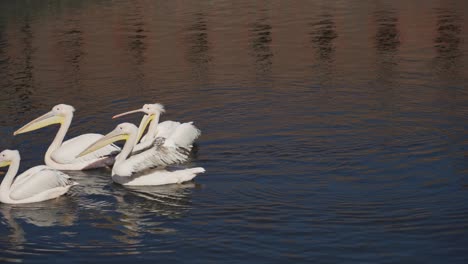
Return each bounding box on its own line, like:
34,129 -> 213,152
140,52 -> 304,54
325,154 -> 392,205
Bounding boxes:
100,122 -> 205,186
168,122 -> 201,148
134,121 -> 180,153
113,167 -> 205,186
138,121 -> 199,149
115,138 -> 190,177
10,165 -> 49,191
9,168 -> 74,201
154,121 -> 182,139
50,133 -> 120,170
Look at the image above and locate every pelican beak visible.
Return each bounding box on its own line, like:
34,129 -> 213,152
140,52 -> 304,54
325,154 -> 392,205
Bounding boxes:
112,109 -> 145,119
136,114 -> 155,142
0,161 -> 11,168
112,109 -> 154,143
77,129 -> 129,158
13,111 -> 63,136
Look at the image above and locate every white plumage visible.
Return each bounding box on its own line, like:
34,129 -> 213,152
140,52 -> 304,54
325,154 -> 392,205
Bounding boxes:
14,104 -> 120,170
51,133 -> 120,169
0,150 -> 77,204
167,122 -> 201,149
113,103 -> 201,154
113,167 -> 205,186
115,137 -> 190,177
79,123 -> 205,186
138,120 -> 180,145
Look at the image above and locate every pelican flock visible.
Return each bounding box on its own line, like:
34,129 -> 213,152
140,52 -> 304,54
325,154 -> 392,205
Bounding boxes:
0,103 -> 204,204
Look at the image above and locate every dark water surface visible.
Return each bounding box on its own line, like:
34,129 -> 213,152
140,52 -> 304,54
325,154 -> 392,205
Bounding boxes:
0,0 -> 467,263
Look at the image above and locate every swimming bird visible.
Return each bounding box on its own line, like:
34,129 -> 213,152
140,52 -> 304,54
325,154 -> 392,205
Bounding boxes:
0,150 -> 77,204
78,123 -> 205,186
112,103 -> 201,153
14,104 -> 120,170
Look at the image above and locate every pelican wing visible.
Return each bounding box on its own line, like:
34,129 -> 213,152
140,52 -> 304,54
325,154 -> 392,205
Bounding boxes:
154,121 -> 181,139
123,137 -> 191,176
139,120 -> 180,143
134,121 -> 181,154
9,167 -> 74,201
132,139 -> 153,154
51,133 -> 120,164
168,122 -> 201,148
10,165 -> 49,191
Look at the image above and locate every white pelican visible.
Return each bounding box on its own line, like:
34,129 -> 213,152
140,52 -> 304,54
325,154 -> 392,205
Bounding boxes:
14,104 -> 120,170
0,150 -> 77,204
79,123 -> 205,186
112,103 -> 201,153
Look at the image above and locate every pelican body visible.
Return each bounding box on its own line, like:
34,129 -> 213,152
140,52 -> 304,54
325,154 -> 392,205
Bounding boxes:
14,104 -> 120,170
113,103 -> 201,153
0,150 -> 77,204
79,123 -> 204,186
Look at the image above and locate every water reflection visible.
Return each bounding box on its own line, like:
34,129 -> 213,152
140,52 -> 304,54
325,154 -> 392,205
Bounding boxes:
121,183 -> 195,219
374,8 -> 400,86
0,0 -> 467,262
310,14 -> 337,62
309,12 -> 337,83
249,17 -> 273,76
0,197 -> 78,250
56,17 -> 84,89
105,184 -> 193,246
12,17 -> 34,114
186,12 -> 211,80
0,199 -> 77,228
374,10 -> 400,54
433,7 -> 462,80
73,170 -> 195,251
126,2 -> 148,89
0,20 -> 10,127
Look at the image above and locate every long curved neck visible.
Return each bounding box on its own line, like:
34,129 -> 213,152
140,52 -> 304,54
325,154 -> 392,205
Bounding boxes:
45,113 -> 72,159
0,156 -> 20,194
116,130 -> 139,165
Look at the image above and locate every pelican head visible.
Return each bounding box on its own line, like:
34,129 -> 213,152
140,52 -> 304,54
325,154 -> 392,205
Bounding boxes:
113,103 -> 165,119
0,150 -> 19,167
78,123 -> 137,158
13,104 -> 75,136
112,103 -> 165,142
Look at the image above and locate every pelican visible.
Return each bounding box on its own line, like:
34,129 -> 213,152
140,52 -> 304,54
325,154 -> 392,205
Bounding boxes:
14,104 -> 120,170
0,150 -> 77,204
112,103 -> 201,153
79,123 -> 205,186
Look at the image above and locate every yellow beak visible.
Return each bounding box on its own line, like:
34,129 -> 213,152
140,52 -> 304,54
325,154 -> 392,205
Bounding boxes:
14,111 -> 64,135
77,129 -> 128,158
136,114 -> 154,143
0,160 -> 11,168
112,109 -> 154,143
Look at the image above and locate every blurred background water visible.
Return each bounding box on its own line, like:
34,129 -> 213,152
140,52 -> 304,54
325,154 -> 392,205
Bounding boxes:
0,0 -> 467,263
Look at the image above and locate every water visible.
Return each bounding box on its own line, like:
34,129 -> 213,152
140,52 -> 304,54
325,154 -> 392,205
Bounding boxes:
0,0 -> 467,262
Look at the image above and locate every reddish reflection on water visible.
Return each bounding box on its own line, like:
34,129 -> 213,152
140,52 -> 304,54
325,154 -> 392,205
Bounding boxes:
0,1 -> 467,263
